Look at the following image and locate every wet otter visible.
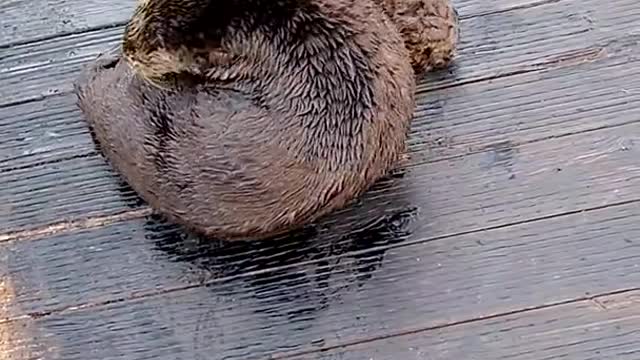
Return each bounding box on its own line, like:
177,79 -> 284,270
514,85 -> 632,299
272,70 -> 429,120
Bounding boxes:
75,0 -> 458,241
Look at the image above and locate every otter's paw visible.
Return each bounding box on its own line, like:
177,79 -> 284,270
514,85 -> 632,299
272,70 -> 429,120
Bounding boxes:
385,0 -> 459,75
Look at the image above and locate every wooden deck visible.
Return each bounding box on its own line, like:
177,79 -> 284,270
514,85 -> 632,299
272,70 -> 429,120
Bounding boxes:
1,0 -> 640,359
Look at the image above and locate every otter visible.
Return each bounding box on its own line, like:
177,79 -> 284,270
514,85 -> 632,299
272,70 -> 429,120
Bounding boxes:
75,0 -> 458,241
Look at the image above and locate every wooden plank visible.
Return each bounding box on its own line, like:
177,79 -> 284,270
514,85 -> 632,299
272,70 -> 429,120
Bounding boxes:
1,44 -> 639,233
4,0 -> 639,106
0,0 -> 552,47
0,0 -> 133,47
0,95 -> 96,172
0,155 -> 144,230
4,199 -> 640,359
293,291 -> 640,359
0,27 -> 122,106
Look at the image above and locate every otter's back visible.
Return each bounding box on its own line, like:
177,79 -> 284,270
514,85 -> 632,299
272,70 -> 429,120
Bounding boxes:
77,59 -> 363,239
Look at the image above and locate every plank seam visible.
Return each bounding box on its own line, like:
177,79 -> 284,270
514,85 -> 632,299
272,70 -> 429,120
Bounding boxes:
0,91 -> 69,110
0,151 -> 98,174
422,46 -> 607,93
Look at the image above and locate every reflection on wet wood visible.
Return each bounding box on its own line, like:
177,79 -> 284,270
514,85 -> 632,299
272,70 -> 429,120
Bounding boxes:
0,276 -> 56,359
1,0 -> 640,358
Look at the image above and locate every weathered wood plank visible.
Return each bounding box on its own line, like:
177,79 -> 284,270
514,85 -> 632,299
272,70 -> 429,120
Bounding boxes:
4,198 -> 640,359
296,291 -> 640,359
0,27 -> 123,106
409,48 -> 640,163
3,0 -> 638,106
1,45 -> 638,233
0,0 -> 552,47
0,0 -> 132,47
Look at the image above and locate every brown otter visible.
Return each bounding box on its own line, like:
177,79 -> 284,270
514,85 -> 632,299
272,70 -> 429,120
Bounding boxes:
75,0 -> 458,241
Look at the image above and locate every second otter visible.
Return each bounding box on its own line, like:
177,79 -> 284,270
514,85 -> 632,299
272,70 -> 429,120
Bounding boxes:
75,0 -> 459,240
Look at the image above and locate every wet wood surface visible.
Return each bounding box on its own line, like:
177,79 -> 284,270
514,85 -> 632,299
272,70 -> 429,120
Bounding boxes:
1,0 -> 640,359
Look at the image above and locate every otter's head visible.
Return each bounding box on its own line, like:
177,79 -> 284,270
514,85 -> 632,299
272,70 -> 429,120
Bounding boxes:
122,0 -> 223,88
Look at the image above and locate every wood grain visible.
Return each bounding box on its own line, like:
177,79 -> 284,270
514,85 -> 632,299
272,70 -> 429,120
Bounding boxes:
3,197 -> 639,359
0,27 -> 123,106
0,0 -> 132,47
1,155 -> 143,231
0,95 -> 96,172
295,290 -> 640,359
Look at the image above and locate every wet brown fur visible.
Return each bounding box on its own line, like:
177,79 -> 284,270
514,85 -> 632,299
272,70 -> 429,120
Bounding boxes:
75,0 -> 458,241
